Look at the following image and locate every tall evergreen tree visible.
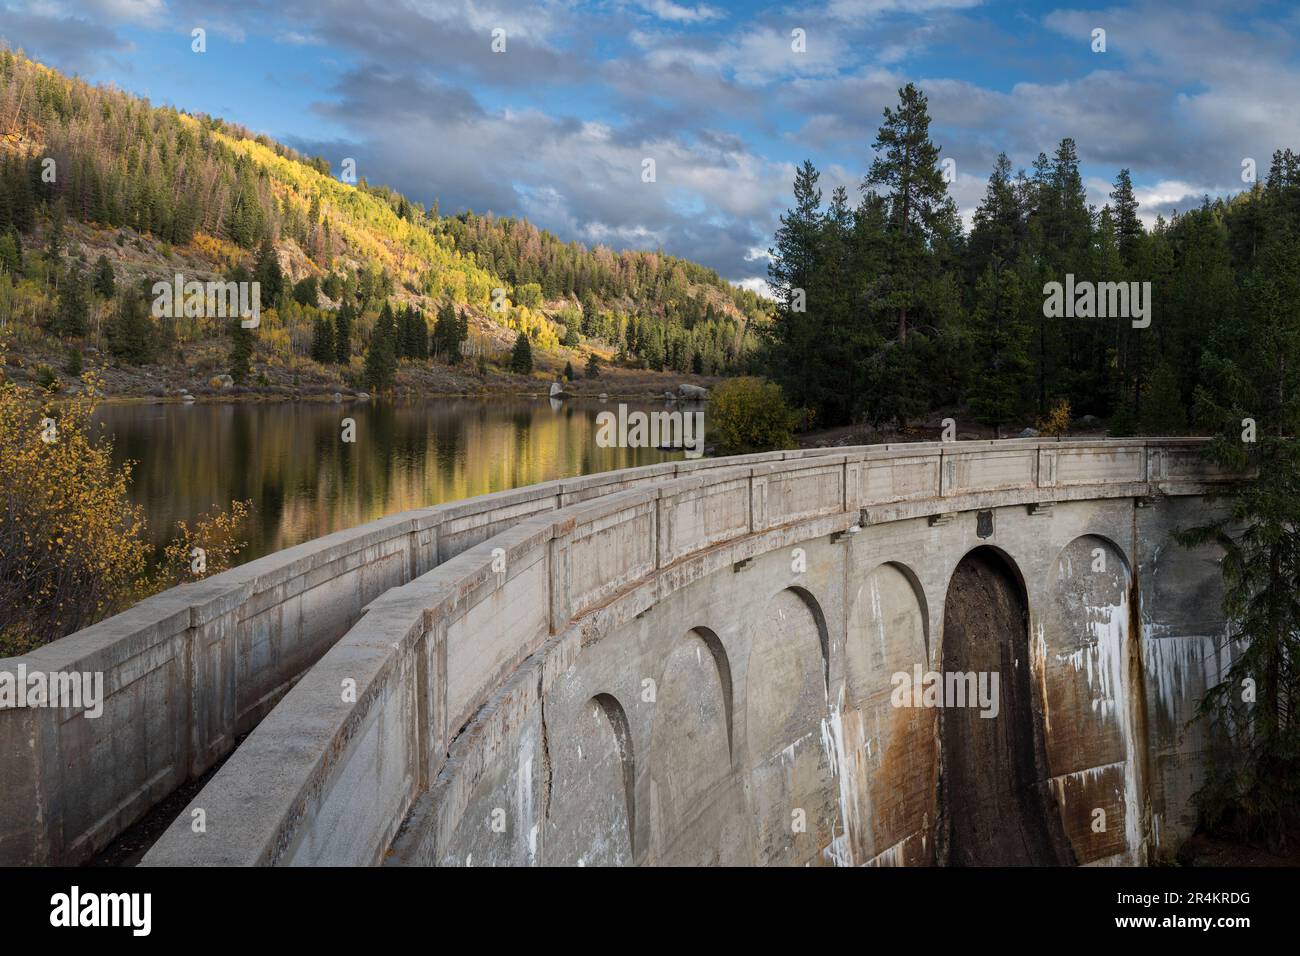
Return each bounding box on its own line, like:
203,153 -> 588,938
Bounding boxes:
1110,168 -> 1142,268
967,258 -> 1031,433
310,314 -> 335,364
253,237 -> 283,309
92,254 -> 115,298
53,267 -> 89,338
968,153 -> 1024,282
364,301 -> 398,390
106,288 -> 153,363
334,301 -> 353,364
865,82 -> 958,345
229,324 -> 253,383
510,330 -> 533,374
432,300 -> 466,363
0,231 -> 20,275
765,160 -> 823,411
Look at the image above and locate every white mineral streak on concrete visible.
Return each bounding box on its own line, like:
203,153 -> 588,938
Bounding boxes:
870,575 -> 886,662
1085,594 -> 1126,722
819,687 -> 868,867
1035,622 -> 1052,735
1049,760 -> 1124,800
1089,592 -> 1143,862
779,730 -> 815,765
866,839 -> 905,867
517,742 -> 537,865
1143,631 -> 1225,725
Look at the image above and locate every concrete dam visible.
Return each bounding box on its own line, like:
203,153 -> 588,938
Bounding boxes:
0,439 -> 1238,867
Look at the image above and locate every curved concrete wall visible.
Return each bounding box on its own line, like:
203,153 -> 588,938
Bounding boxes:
136,438 -> 1238,867
0,449 -> 820,865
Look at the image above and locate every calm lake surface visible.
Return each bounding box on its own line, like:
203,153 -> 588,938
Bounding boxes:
93,398 -> 687,567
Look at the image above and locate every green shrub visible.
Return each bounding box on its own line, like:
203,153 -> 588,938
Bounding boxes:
707,376 -> 796,454
34,363 -> 58,391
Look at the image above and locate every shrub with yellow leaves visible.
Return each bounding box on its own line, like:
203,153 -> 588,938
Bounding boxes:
154,500 -> 252,592
0,372 -> 148,653
1038,398 -> 1072,438
0,372 -> 253,653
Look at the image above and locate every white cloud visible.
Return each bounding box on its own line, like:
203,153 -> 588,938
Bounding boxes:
826,0 -> 982,22
731,276 -> 773,298
635,0 -> 724,24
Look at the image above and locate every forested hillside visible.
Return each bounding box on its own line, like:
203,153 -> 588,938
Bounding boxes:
0,50 -> 766,395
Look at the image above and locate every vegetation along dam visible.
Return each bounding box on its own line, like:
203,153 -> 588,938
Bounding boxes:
0,438 -> 1238,867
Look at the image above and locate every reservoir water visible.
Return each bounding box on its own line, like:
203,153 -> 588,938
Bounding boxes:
92,397 -> 685,567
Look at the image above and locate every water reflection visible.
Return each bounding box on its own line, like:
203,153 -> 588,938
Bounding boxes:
93,397 -> 684,566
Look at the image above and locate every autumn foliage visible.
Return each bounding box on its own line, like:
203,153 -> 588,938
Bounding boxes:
0,373 -> 147,651
0,373 -> 250,653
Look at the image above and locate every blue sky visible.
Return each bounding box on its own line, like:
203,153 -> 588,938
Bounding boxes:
3,0 -> 1299,291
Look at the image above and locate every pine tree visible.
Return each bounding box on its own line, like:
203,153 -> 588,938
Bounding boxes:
585,353 -> 600,378
92,254 -> 115,298
865,83 -> 958,345
968,153 -> 1024,281
106,288 -> 154,363
1140,361 -> 1187,434
432,300 -> 466,363
310,314 -> 335,364
253,237 -> 283,309
53,267 -> 89,338
334,302 -> 353,364
810,184 -> 863,424
967,258 -> 1031,433
44,199 -> 67,265
510,331 -> 533,374
766,160 -> 823,410
0,232 -> 19,275
1110,168 -> 1142,269
229,324 -> 253,383
293,275 -> 318,307
364,301 -> 398,390
402,306 -> 427,360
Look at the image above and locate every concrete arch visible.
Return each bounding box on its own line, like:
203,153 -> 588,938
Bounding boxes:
1051,532 -> 1132,583
939,545 -> 1072,865
591,693 -> 636,857
745,588 -> 830,759
889,561 -> 930,659
847,561 -> 930,700
540,689 -> 638,867
744,587 -> 836,865
786,585 -> 831,695
944,543 -> 1030,610
1040,533 -> 1144,864
646,628 -> 746,865
690,627 -> 734,758
840,560 -> 936,865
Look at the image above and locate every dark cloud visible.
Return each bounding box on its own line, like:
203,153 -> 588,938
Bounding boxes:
0,6 -> 133,74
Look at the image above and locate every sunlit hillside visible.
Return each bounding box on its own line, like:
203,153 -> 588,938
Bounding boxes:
0,49 -> 767,397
